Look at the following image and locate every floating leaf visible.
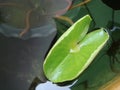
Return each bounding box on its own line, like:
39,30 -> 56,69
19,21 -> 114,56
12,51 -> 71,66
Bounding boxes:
43,15 -> 109,83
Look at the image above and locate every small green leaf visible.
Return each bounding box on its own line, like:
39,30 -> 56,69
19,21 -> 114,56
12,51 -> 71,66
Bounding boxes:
43,15 -> 109,83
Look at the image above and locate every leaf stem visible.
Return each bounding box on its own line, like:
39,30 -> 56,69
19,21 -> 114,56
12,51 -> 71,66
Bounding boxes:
19,8 -> 34,37
68,0 -> 91,10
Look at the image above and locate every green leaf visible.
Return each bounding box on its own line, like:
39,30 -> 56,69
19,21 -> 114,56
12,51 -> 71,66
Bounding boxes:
43,15 -> 109,83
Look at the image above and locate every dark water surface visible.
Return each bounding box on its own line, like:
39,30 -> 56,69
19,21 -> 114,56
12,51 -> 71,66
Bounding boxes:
0,0 -> 70,89
0,32 -> 56,90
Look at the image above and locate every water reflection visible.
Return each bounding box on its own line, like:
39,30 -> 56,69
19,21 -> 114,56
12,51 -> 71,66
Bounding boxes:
0,0 -> 72,90
36,81 -> 71,90
0,0 -> 71,38
35,79 -> 78,90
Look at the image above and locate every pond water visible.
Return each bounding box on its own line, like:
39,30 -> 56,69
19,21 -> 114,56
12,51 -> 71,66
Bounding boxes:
0,0 -> 120,90
0,0 -> 72,90
0,32 -> 56,90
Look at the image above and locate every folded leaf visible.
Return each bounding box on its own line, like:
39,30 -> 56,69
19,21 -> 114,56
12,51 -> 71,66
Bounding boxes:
43,15 -> 109,83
